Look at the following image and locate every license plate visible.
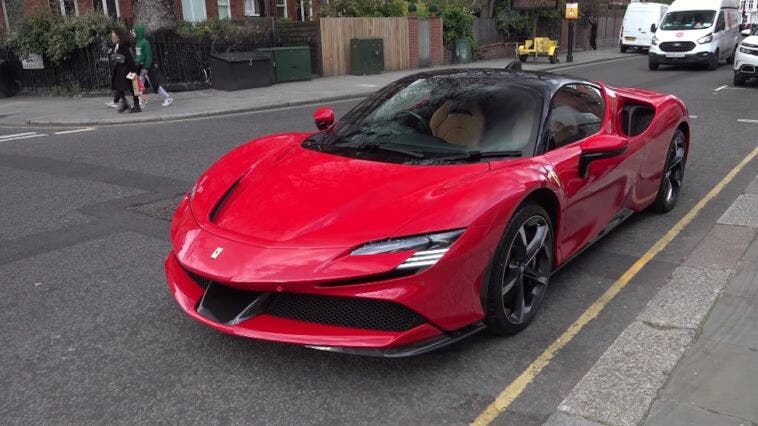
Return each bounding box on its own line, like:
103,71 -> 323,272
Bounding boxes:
624,36 -> 636,41
665,52 -> 686,58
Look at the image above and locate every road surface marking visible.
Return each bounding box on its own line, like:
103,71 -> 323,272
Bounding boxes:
0,134 -> 48,142
53,128 -> 94,135
689,115 -> 698,119
0,132 -> 37,140
737,119 -> 758,124
715,85 -> 728,92
472,145 -> 758,426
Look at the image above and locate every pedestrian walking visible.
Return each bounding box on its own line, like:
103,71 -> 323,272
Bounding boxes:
589,15 -> 599,50
133,24 -> 174,107
109,28 -> 141,113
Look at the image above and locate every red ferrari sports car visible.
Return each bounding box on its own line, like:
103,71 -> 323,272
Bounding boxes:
166,69 -> 689,357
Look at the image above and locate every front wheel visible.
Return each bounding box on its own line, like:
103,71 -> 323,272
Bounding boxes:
485,204 -> 554,335
649,58 -> 660,70
549,51 -> 559,64
734,72 -> 746,86
620,44 -> 628,53
649,129 -> 686,213
708,50 -> 719,70
518,54 -> 529,63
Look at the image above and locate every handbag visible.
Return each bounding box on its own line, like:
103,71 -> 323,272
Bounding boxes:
111,53 -> 125,64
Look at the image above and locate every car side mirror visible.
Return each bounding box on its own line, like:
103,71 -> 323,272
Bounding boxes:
579,136 -> 628,178
313,107 -> 335,130
742,29 -> 752,36
650,23 -> 657,33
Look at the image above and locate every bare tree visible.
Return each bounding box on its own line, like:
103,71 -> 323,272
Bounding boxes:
133,0 -> 177,32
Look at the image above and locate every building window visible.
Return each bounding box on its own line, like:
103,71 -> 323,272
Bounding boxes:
277,0 -> 287,18
244,0 -> 259,16
95,0 -> 120,19
297,0 -> 312,21
182,0 -> 207,22
218,0 -> 231,19
50,0 -> 77,15
749,0 -> 755,10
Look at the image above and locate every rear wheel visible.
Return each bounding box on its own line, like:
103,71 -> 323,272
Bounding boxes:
620,44 -> 628,53
485,204 -> 553,335
549,51 -> 559,64
650,129 -> 686,213
518,54 -> 529,63
727,47 -> 736,64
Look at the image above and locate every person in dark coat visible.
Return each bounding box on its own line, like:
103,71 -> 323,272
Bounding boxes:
589,15 -> 599,50
109,28 -> 141,113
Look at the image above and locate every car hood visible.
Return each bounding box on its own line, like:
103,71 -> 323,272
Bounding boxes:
190,135 -> 491,249
741,35 -> 758,46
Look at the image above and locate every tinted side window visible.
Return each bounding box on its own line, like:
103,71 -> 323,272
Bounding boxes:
547,84 -> 604,149
716,11 -> 725,32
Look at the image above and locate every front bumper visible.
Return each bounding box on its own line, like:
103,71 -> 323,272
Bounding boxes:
649,51 -> 713,65
165,253 -> 487,356
734,52 -> 758,75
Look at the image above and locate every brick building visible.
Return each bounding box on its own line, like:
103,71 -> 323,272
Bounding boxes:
2,0 -> 322,34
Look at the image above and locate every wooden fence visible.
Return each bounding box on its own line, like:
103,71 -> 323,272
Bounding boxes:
473,18 -> 501,44
320,17 -> 410,77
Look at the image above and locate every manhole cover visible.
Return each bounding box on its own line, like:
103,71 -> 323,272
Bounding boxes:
128,195 -> 185,221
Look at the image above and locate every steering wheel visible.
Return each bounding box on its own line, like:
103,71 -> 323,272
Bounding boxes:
393,110 -> 431,134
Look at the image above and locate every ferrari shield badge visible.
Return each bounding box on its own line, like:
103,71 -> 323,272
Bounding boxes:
211,247 -> 224,259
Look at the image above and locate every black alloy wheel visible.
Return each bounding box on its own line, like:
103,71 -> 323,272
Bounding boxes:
486,204 -> 554,335
650,129 -> 686,213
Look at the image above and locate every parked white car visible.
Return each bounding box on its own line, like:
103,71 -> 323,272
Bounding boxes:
734,26 -> 758,85
620,2 -> 669,52
648,0 -> 742,70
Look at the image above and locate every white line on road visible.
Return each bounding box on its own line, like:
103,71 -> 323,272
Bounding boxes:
0,134 -> 48,142
53,128 -> 94,135
715,85 -> 728,92
689,115 -> 698,119
0,132 -> 37,140
737,119 -> 758,123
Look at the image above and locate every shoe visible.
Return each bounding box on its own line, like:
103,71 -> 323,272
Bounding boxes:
129,105 -> 142,113
139,99 -> 147,107
118,103 -> 129,113
106,101 -> 119,108
162,97 -> 173,107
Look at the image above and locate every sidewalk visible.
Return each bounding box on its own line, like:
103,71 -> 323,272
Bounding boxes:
547,171 -> 758,426
0,48 -> 631,126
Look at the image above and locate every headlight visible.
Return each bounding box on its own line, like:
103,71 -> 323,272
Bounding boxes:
651,36 -> 658,46
351,229 -> 464,270
697,34 -> 713,44
740,46 -> 751,53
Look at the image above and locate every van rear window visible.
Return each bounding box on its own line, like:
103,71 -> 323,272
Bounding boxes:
660,10 -> 716,30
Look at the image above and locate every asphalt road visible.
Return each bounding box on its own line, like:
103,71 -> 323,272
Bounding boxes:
1,55 -> 757,425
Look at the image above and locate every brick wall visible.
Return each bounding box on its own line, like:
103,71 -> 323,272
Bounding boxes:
118,0 -> 133,23
204,0 -> 218,19
23,0 -> 48,15
230,0 -> 244,18
408,15 -> 418,69
430,16 -> 443,66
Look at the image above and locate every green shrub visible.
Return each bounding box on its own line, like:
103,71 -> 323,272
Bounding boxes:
441,3 -> 475,44
12,12 -> 117,64
317,0 -> 406,17
176,19 -> 267,43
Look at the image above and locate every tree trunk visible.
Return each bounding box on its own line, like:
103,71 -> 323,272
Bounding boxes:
133,0 -> 177,32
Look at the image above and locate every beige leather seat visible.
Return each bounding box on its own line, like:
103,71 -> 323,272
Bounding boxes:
429,100 -> 485,147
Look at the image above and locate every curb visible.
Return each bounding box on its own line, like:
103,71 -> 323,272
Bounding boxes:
545,177 -> 758,426
24,54 -> 634,127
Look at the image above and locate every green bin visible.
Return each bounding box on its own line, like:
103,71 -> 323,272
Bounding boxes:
350,38 -> 384,75
454,38 -> 472,64
256,47 -> 312,82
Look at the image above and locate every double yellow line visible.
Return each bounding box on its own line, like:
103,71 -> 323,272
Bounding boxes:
473,145 -> 758,425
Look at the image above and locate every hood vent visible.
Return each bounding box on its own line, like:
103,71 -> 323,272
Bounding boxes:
209,179 -> 241,223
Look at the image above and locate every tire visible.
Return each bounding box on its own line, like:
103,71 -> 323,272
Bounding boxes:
549,51 -> 559,64
649,129 -> 686,213
518,54 -> 529,63
620,44 -> 628,53
485,204 -> 554,335
734,73 -> 746,86
708,50 -> 719,71
649,58 -> 660,70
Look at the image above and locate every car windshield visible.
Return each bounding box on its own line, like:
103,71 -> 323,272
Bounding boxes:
304,71 -> 543,165
660,10 -> 716,30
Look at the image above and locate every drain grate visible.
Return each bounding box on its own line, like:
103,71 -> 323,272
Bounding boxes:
128,195 -> 185,221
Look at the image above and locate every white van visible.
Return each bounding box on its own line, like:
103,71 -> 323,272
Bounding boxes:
648,0 -> 742,70
619,2 -> 669,52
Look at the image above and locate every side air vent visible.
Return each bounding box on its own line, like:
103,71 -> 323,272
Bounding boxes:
209,179 -> 241,222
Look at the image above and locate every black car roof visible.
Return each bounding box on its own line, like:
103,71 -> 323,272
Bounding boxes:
397,68 -> 597,98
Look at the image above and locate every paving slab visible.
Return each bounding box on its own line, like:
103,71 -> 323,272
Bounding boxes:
717,194 -> 758,228
646,399 -> 748,426
701,293 -> 758,350
744,175 -> 758,196
654,338 -> 758,423
543,411 -> 604,426
683,223 -> 757,271
720,262 -> 758,299
742,236 -> 758,263
638,266 -> 732,330
557,321 -> 695,426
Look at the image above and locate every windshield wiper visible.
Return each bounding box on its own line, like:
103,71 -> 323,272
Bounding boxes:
432,150 -> 522,162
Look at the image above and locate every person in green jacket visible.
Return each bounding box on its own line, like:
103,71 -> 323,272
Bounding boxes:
133,25 -> 174,107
